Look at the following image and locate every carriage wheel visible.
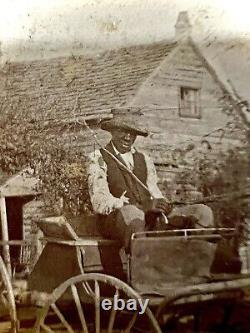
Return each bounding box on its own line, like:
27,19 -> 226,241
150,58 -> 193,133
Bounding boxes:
155,291 -> 250,333
33,273 -> 162,333
0,256 -> 18,333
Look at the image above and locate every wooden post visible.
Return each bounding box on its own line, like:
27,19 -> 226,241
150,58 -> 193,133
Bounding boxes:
0,195 -> 12,276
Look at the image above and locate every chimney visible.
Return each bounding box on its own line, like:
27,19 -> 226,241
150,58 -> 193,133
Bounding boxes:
175,11 -> 192,40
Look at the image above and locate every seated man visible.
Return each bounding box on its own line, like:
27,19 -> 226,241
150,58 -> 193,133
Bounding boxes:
87,107 -> 214,249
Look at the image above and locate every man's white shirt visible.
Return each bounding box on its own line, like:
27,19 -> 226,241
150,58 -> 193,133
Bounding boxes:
111,142 -> 135,170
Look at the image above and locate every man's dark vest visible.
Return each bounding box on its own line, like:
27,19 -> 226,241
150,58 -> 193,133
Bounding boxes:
100,143 -> 151,207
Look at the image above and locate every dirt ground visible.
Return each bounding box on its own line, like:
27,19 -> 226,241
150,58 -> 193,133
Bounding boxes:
0,306 -> 37,333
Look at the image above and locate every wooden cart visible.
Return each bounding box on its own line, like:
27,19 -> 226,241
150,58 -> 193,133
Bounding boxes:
1,215 -> 250,332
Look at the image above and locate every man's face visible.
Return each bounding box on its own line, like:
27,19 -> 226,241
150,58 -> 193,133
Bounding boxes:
111,128 -> 137,153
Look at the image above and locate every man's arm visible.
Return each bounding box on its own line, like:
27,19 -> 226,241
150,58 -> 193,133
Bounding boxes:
144,153 -> 164,199
144,153 -> 173,214
87,150 -> 129,215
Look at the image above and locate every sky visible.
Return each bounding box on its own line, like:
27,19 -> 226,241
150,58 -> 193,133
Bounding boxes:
0,0 -> 250,61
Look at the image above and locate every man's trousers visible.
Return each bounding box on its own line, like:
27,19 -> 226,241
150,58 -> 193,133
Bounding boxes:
98,204 -> 214,249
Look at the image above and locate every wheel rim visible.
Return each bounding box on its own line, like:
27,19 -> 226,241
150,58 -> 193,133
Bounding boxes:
0,256 -> 18,333
34,273 -> 162,333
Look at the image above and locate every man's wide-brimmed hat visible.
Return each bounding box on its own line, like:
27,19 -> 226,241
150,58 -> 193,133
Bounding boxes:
100,106 -> 148,137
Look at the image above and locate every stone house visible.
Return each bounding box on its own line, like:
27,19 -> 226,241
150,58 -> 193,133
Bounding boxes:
0,12 -> 249,232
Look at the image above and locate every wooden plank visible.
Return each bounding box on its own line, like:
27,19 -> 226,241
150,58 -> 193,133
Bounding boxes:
152,75 -> 203,88
159,71 -> 204,81
0,196 -> 12,276
175,65 -> 204,73
43,237 -> 120,246
36,217 -> 79,240
0,240 -> 34,246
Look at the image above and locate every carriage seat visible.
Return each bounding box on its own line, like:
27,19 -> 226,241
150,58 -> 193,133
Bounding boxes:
35,214 -> 119,244
29,215 -> 126,293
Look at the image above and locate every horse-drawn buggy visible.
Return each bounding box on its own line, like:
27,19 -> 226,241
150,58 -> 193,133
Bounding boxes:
1,212 -> 250,333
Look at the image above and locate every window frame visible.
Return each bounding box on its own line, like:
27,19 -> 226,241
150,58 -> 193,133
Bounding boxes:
178,86 -> 201,119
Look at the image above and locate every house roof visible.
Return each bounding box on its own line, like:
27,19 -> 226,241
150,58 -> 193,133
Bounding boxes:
0,171 -> 11,188
0,169 -> 39,198
0,41 -> 176,123
1,35 -> 249,128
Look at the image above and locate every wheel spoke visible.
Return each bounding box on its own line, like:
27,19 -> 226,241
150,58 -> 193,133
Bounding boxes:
146,308 -> 163,333
107,289 -> 119,333
71,284 -> 89,333
0,256 -> 17,330
82,281 -> 95,298
94,280 -> 100,333
34,274 -> 161,333
123,312 -> 138,333
40,322 -> 56,333
33,305 -> 50,333
51,303 -> 75,333
1,292 -> 8,307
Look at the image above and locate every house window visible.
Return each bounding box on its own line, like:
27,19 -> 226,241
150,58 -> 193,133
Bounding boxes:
179,87 -> 201,118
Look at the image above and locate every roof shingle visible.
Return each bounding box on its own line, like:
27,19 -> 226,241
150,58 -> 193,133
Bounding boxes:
1,41 -> 177,122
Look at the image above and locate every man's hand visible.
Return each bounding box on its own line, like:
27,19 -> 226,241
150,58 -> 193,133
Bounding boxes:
145,198 -> 173,215
168,215 -> 197,229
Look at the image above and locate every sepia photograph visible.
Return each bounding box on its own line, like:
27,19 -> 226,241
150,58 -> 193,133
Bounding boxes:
0,0 -> 250,332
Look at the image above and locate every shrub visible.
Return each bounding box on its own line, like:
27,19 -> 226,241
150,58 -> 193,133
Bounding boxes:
0,105 -> 91,216
172,141 -> 250,228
